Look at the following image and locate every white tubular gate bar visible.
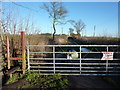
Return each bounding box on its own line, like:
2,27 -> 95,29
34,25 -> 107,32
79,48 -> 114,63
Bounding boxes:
27,45 -> 120,76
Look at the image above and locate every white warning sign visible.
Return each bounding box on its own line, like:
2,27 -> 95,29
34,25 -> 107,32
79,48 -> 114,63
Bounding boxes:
101,52 -> 114,60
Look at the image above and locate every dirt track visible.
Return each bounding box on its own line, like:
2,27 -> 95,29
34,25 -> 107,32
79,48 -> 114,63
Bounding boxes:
68,75 -> 120,89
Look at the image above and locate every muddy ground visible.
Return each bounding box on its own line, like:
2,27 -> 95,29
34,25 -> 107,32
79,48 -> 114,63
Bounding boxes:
68,76 -> 120,89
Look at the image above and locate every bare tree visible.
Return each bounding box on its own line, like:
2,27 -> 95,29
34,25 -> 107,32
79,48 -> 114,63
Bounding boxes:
41,2 -> 68,40
68,19 -> 86,36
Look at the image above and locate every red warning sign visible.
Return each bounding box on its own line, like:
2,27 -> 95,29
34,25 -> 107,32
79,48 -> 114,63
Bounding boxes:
101,52 -> 114,60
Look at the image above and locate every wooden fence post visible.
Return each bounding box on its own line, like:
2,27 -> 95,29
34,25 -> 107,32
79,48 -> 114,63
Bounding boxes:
21,32 -> 26,74
6,36 -> 10,69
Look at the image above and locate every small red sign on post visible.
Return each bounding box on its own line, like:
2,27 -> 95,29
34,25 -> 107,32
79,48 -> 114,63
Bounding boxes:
101,52 -> 114,60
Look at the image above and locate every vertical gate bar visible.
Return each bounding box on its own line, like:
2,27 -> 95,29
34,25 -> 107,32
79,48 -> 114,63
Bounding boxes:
53,46 -> 55,74
27,45 -> 30,70
106,46 -> 109,72
80,46 -> 81,74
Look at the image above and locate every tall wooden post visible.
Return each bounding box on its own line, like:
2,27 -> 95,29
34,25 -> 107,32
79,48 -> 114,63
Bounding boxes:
21,32 -> 26,74
6,36 -> 10,69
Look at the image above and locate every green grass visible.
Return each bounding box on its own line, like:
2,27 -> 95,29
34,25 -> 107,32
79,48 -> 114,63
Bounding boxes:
21,71 -> 68,89
5,71 -> 68,89
5,73 -> 21,84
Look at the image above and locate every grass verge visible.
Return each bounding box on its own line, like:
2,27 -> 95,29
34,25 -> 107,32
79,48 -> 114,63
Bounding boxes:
5,71 -> 69,89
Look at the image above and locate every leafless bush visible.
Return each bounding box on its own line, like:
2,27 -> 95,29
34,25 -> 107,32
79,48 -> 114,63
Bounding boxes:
27,35 -> 53,58
54,35 -> 67,45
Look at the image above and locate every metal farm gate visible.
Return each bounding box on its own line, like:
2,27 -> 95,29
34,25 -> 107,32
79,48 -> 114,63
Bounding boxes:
27,45 -> 120,76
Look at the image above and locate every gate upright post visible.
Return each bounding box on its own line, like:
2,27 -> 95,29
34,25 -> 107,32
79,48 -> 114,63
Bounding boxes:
79,46 -> 81,74
106,46 -> 109,73
21,32 -> 26,74
27,45 -> 30,70
53,46 -> 55,74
